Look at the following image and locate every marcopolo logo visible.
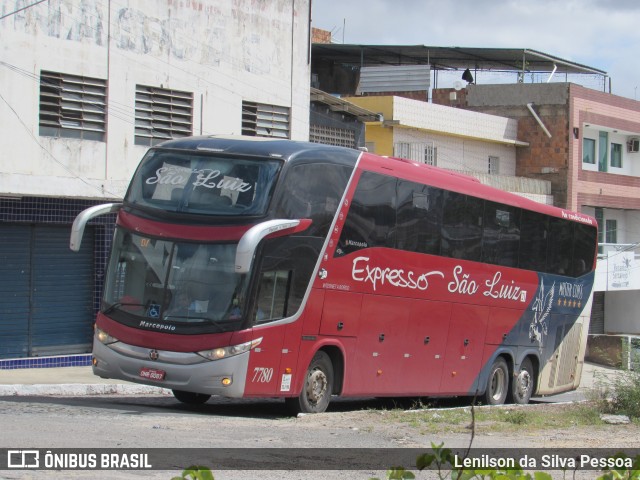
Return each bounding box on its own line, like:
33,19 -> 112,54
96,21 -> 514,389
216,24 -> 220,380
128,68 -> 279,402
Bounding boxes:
7,450 -> 40,468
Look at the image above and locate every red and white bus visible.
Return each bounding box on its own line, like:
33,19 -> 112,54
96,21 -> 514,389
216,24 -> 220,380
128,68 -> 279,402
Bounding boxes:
71,136 -> 597,413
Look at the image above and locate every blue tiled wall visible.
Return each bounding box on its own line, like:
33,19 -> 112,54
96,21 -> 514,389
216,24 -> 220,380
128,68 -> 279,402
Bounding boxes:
0,354 -> 92,370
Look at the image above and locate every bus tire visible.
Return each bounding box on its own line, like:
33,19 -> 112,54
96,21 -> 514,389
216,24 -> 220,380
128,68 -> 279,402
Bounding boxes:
511,357 -> 534,404
286,351 -> 333,414
483,357 -> 508,405
172,389 -> 211,405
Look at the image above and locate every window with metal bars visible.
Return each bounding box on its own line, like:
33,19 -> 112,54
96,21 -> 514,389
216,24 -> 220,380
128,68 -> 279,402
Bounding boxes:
241,101 -> 290,139
488,155 -> 500,174
135,85 -> 193,146
393,142 -> 437,165
38,70 -> 107,141
309,124 -> 355,148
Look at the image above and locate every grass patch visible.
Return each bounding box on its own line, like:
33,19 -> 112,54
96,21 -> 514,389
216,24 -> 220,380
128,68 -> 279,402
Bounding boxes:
382,403 -> 605,435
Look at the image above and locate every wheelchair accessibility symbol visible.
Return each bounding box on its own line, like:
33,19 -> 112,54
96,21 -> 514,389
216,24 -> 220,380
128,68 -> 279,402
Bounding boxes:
147,303 -> 160,318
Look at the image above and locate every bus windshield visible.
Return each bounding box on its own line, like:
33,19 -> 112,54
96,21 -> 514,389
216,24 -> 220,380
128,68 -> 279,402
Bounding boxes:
103,229 -> 249,333
126,149 -> 282,216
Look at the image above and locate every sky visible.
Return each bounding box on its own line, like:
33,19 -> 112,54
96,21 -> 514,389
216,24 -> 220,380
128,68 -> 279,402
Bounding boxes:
311,0 -> 640,100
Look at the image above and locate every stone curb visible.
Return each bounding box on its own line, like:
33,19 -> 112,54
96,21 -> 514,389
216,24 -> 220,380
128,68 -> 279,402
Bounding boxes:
0,384 -> 172,396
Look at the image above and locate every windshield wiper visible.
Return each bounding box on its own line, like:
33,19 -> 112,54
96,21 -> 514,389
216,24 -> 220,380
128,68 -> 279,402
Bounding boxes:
163,314 -> 227,332
103,302 -> 147,315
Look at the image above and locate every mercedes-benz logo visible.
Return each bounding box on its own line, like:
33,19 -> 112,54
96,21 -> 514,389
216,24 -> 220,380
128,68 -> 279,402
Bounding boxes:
149,349 -> 159,361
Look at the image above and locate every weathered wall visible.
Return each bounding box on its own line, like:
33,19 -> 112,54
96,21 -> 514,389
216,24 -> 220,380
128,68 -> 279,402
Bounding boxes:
0,0 -> 311,199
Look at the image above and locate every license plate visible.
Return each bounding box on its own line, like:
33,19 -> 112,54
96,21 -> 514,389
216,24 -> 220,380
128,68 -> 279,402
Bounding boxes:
139,367 -> 166,381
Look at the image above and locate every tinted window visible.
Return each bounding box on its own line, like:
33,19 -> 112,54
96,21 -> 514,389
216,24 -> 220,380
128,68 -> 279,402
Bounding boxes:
127,150 -> 281,216
254,236 -> 318,323
336,171 -> 396,257
272,163 -> 352,238
547,218 -> 574,275
482,202 -> 521,267
519,210 -> 549,272
441,191 -> 483,262
396,181 -> 443,255
572,223 -> 597,276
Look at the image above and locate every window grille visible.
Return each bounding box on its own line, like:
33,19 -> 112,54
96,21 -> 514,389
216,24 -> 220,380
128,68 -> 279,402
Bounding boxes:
488,155 -> 500,174
309,124 -> 355,148
393,142 -> 437,165
242,101 -> 290,138
135,85 -> 193,146
39,70 -> 107,141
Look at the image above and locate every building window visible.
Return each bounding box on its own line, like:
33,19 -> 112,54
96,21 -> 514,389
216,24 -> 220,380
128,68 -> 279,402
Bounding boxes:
605,219 -> 617,244
424,144 -> 437,166
598,131 -> 608,172
583,138 -> 596,164
134,85 -> 193,147
242,101 -> 290,138
393,142 -> 437,165
39,70 -> 107,141
611,142 -> 623,168
488,156 -> 500,174
310,124 -> 355,147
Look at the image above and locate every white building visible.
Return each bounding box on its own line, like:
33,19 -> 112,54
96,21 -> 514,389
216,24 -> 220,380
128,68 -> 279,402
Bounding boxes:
0,0 -> 311,361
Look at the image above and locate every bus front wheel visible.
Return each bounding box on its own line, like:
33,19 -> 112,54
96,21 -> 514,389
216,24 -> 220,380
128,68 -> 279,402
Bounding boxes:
286,351 -> 333,414
483,357 -> 508,405
172,389 -> 211,405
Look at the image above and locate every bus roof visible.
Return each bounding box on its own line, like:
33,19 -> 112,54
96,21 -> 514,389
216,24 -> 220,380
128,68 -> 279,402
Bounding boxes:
155,136 -> 595,227
156,135 -> 362,165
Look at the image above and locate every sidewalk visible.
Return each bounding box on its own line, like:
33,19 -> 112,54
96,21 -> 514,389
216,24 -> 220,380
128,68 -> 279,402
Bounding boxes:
0,360 -> 621,397
0,364 -> 170,396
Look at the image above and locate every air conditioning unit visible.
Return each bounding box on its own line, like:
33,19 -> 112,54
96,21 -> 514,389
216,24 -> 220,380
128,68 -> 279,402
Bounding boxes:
628,138 -> 640,153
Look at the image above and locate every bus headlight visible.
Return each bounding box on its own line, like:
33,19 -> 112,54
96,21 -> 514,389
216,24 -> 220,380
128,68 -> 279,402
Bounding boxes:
95,327 -> 119,345
197,337 -> 262,361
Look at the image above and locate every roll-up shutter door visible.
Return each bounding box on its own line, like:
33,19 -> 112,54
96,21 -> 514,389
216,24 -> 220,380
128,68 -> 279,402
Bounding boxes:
0,226 -> 31,358
31,225 -> 95,355
0,224 -> 95,358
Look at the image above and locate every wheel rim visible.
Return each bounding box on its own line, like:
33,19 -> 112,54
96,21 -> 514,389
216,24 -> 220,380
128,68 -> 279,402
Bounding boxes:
515,370 -> 532,399
305,368 -> 328,406
489,367 -> 506,401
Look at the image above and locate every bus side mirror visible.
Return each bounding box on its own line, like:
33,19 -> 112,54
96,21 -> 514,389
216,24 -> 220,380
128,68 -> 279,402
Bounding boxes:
70,203 -> 122,252
235,218 -> 312,273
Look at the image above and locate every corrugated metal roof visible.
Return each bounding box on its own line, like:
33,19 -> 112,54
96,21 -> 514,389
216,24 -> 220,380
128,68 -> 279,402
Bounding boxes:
310,87 -> 382,121
312,44 -> 607,76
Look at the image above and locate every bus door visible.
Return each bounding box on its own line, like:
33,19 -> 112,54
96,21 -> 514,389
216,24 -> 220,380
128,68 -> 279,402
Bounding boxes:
439,303 -> 489,395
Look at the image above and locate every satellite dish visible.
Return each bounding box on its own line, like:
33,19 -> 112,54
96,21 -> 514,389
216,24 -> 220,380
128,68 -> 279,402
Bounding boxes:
454,81 -> 463,91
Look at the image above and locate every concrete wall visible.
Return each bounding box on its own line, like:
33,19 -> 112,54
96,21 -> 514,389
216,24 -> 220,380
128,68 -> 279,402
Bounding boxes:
605,291 -> 640,334
345,95 -> 520,174
0,0 -> 311,200
446,84 -> 572,209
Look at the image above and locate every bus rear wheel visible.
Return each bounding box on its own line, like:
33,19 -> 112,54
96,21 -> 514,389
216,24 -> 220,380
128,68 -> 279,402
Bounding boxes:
511,358 -> 534,404
286,351 -> 333,414
483,357 -> 508,405
172,389 -> 211,405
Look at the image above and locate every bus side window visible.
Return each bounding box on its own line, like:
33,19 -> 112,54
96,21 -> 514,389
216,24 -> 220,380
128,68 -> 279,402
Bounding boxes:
547,218 -> 573,275
572,223 -> 597,277
519,210 -> 549,272
255,270 -> 292,323
336,171 -> 396,257
396,180 -> 443,255
482,202 -> 521,268
441,191 -> 482,262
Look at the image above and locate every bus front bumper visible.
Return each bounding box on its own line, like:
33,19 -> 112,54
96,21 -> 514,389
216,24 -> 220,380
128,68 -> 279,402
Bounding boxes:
91,339 -> 249,397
